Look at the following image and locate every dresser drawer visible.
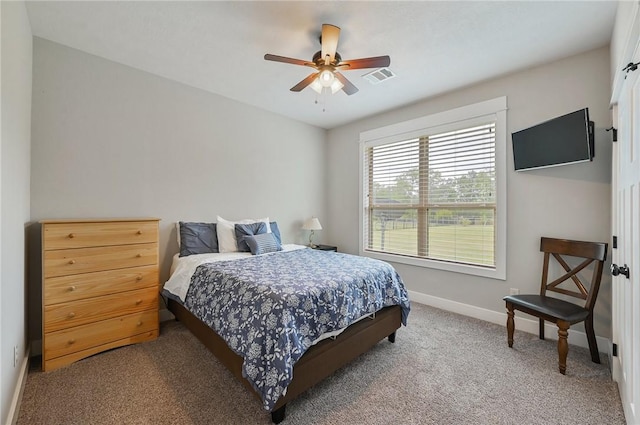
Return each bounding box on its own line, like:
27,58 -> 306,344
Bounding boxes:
43,221 -> 158,250
44,309 -> 158,360
43,330 -> 158,372
44,265 -> 158,305
44,243 -> 158,278
44,287 -> 158,333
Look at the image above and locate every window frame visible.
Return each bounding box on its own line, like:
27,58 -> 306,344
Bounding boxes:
358,97 -> 507,280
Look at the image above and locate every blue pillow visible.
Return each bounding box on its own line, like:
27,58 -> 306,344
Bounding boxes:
269,221 -> 282,245
244,232 -> 282,255
179,222 -> 218,257
235,222 -> 267,252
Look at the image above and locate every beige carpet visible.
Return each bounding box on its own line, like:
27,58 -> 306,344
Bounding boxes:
18,303 -> 625,424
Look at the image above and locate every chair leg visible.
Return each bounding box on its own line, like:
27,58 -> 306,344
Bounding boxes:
539,318 -> 545,340
557,320 -> 570,375
506,303 -> 515,348
584,314 -> 600,364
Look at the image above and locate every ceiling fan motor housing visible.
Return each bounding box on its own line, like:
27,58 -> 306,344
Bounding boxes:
313,50 -> 342,67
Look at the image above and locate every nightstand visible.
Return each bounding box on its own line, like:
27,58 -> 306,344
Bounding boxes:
313,244 -> 337,252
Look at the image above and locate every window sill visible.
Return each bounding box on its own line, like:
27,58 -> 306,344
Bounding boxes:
361,249 -> 506,280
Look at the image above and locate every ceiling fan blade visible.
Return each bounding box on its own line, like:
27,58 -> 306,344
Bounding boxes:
264,54 -> 316,68
290,73 -> 319,92
321,24 -> 340,64
338,56 -> 391,70
335,72 -> 359,95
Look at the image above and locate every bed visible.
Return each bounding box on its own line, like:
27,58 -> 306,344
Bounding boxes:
163,222 -> 410,423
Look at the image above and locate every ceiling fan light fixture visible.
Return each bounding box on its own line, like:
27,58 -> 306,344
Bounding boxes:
310,75 -> 344,94
310,78 -> 323,94
318,69 -> 335,87
329,78 -> 344,94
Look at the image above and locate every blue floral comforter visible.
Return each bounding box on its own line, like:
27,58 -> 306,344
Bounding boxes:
183,248 -> 410,411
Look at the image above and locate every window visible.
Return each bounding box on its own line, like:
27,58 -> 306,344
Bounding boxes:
359,97 -> 507,279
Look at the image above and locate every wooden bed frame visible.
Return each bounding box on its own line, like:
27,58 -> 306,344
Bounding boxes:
168,299 -> 402,423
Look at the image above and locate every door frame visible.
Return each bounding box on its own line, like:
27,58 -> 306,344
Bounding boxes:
610,4 -> 640,424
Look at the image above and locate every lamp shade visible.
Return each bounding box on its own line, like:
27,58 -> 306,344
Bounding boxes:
302,217 -> 322,231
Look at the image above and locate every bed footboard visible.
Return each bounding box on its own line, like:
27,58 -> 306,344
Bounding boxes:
167,299 -> 402,423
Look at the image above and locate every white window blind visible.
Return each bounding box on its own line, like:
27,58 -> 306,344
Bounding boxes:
364,122 -> 496,268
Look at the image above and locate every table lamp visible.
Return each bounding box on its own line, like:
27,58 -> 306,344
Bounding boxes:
302,217 -> 322,248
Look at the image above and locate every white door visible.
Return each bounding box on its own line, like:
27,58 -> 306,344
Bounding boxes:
612,40 -> 640,424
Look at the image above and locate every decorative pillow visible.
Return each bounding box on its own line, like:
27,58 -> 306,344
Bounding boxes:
235,222 -> 267,252
216,216 -> 270,253
178,222 -> 218,257
244,232 -> 282,256
269,221 -> 282,245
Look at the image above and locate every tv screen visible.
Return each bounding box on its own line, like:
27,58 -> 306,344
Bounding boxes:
512,108 -> 594,171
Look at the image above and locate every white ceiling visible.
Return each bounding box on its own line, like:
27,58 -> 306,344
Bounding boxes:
25,1 -> 618,130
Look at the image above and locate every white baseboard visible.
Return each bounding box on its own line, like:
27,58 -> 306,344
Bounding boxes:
408,290 -> 611,359
6,346 -> 30,425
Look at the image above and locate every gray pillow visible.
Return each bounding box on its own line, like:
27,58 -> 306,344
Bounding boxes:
179,222 -> 218,257
244,232 -> 282,255
235,222 -> 267,252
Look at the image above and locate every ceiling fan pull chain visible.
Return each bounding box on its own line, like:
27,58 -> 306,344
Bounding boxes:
315,88 -> 328,112
324,87 -> 329,112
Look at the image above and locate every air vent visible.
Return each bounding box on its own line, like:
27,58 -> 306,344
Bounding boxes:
362,68 -> 396,85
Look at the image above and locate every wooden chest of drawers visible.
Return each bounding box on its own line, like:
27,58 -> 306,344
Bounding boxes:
41,218 -> 160,371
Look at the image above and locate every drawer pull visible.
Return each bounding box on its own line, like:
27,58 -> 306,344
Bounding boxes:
68,233 -> 75,239
136,275 -> 143,281
137,321 -> 143,327
67,312 -> 76,319
136,254 -> 142,258
68,286 -> 76,292
135,299 -> 142,305
68,339 -> 76,345
137,230 -> 142,235
68,259 -> 75,265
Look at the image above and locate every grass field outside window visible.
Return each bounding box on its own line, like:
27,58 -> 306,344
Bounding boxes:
369,222 -> 495,267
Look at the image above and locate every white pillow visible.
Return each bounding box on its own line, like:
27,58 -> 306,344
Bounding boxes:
216,216 -> 271,253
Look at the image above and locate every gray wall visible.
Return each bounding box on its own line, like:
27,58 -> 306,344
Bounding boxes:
29,38 -> 327,341
1,1 -> 32,422
326,47 -> 613,338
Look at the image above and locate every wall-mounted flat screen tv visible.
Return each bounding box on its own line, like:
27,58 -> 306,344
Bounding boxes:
512,108 -> 594,171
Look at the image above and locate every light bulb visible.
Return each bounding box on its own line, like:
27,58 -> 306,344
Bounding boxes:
319,69 -> 335,87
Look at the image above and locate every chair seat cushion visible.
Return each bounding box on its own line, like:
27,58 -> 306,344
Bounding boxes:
503,294 -> 589,323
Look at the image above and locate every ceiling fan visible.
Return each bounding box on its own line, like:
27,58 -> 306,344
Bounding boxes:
264,24 -> 391,96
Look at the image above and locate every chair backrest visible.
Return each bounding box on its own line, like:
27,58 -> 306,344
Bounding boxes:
539,237 -> 608,311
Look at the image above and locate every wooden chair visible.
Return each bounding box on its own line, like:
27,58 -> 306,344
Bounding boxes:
503,237 -> 608,374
